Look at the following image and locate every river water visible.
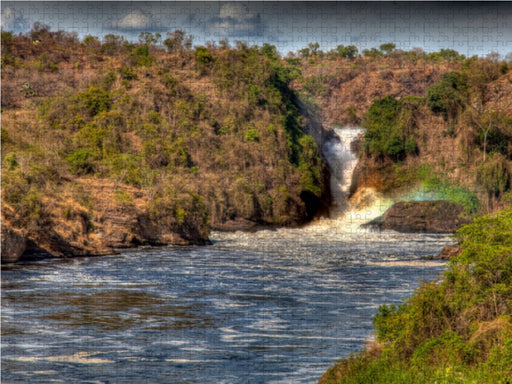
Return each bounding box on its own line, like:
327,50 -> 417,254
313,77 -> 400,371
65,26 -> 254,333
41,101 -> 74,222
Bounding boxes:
1,128 -> 453,383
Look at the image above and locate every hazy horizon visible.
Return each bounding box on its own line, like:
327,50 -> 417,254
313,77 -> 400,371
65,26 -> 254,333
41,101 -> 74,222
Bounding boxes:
2,1 -> 512,57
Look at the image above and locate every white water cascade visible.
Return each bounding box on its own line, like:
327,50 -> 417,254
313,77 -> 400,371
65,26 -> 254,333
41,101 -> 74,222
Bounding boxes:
313,127 -> 393,233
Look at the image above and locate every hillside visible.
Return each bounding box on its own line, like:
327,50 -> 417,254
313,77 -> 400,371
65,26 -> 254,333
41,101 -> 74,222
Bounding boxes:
294,46 -> 512,216
1,27 -> 327,260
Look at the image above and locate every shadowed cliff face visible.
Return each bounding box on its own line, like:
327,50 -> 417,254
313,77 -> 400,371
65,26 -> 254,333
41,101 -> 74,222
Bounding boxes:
1,227 -> 27,263
1,177 -> 211,263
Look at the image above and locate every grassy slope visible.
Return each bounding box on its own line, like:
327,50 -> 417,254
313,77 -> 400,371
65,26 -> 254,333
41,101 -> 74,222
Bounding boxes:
320,208 -> 512,384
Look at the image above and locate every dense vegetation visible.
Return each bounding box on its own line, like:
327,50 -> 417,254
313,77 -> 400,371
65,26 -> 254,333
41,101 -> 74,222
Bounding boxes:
290,42 -> 512,382
320,207 -> 512,383
1,25 -> 327,252
362,95 -> 420,161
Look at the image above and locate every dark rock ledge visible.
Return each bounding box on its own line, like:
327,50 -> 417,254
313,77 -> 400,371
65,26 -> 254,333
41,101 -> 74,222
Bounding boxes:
364,200 -> 472,233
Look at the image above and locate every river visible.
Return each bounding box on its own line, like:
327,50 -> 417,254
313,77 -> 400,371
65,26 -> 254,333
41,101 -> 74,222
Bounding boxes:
1,128 -> 453,383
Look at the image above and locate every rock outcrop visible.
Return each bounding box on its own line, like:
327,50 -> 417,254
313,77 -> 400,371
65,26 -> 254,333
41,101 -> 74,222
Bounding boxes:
365,200 -> 471,233
436,244 -> 461,259
1,227 -> 27,263
1,178 -> 211,263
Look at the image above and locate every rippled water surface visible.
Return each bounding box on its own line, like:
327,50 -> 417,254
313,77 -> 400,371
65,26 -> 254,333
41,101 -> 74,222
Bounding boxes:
2,227 -> 451,383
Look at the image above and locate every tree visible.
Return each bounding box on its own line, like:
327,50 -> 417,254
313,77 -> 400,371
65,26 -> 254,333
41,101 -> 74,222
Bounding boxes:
379,42 -> 396,54
426,71 -> 468,121
362,96 -> 420,160
426,49 -> 465,62
308,42 -> 320,56
362,48 -> 382,58
219,38 -> 230,50
336,44 -> 358,59
102,34 -> 124,55
138,32 -> 161,46
194,46 -> 213,72
298,47 -> 310,58
261,43 -> 279,60
164,30 -> 192,53
29,22 -> 51,41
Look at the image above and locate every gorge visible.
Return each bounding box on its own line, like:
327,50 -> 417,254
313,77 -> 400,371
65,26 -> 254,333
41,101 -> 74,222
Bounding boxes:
2,26 -> 512,383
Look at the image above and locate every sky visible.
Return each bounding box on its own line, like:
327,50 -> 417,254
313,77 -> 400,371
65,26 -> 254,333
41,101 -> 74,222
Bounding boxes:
2,1 -> 512,57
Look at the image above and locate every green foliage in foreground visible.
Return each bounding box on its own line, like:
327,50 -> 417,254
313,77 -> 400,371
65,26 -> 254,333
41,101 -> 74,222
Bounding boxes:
321,208 -> 512,384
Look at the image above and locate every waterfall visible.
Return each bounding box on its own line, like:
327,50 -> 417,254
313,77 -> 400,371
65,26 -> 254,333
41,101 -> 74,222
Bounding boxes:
322,127 -> 363,216
315,127 -> 393,232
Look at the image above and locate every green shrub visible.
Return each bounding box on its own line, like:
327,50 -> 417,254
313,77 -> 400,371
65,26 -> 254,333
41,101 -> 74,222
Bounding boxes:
426,71 -> 468,121
107,153 -> 142,186
324,208 -> 512,384
48,61 -> 59,72
2,169 -> 30,205
427,49 -> 465,62
20,82 -> 35,97
246,84 -> 263,105
190,166 -> 199,175
78,86 -> 112,117
362,48 -> 382,58
4,152 -> 18,170
118,66 -> 137,80
195,46 -> 213,70
245,128 -> 259,142
76,121 -> 103,148
336,44 -> 359,59
362,95 -> 422,160
148,189 -> 209,236
1,128 -> 10,144
379,43 -> 396,54
114,189 -> 134,207
411,330 -> 469,369
65,148 -> 96,175
130,44 -> 154,67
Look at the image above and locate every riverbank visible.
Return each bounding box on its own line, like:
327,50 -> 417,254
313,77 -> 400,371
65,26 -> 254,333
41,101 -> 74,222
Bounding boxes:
319,207 -> 512,383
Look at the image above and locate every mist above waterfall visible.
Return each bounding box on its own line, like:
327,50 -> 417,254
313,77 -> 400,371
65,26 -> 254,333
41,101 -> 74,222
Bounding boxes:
318,127 -> 393,232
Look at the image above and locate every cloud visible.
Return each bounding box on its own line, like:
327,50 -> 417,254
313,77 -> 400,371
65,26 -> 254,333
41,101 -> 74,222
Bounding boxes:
114,10 -> 151,30
208,3 -> 262,37
1,7 -> 30,33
